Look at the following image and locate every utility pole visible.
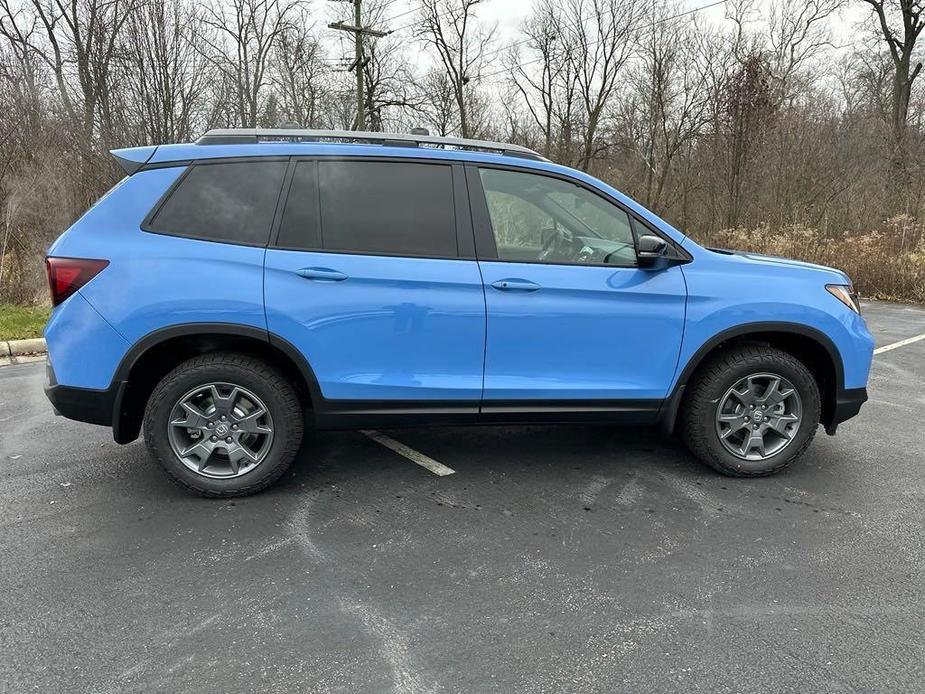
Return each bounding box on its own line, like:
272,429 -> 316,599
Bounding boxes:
328,0 -> 389,131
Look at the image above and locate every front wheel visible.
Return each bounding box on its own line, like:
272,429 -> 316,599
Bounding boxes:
680,345 -> 821,477
143,352 -> 304,497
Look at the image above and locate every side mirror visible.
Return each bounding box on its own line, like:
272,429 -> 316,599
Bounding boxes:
636,234 -> 669,267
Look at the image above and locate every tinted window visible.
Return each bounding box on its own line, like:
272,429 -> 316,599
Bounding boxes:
277,161 -> 321,249
279,161 -> 455,257
148,160 -> 287,245
478,168 -> 636,266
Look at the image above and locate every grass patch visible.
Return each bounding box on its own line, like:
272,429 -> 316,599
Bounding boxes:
0,304 -> 50,341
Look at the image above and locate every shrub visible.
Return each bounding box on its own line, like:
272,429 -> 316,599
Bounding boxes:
694,216 -> 925,303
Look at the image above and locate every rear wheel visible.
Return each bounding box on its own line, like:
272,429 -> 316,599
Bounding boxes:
143,352 -> 303,497
680,345 -> 821,477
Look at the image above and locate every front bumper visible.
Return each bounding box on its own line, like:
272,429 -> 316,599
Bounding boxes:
824,387 -> 868,435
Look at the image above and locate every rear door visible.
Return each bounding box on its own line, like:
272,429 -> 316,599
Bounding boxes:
469,165 -> 686,406
264,158 -> 485,406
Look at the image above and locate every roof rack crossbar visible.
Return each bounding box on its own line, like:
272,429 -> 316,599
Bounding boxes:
195,128 -> 546,160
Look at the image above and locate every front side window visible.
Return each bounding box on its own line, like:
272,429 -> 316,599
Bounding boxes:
277,160 -> 457,257
147,160 -> 287,245
478,168 -> 637,266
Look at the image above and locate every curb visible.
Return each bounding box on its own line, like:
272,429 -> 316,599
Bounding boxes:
0,338 -> 46,366
7,337 -> 46,356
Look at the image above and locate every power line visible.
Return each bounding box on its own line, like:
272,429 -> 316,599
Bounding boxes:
367,0 -> 403,12
382,2 -> 469,36
479,0 -> 729,81
479,0 -> 724,65
379,3 -> 420,28
328,0 -> 390,129
376,0 -> 728,79
370,0 -> 404,16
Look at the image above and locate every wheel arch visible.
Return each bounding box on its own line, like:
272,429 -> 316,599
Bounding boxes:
660,322 -> 845,435
112,323 -> 322,444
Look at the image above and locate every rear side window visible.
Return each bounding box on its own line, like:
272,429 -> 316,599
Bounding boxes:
277,160 -> 457,257
147,160 -> 287,245
277,161 -> 321,249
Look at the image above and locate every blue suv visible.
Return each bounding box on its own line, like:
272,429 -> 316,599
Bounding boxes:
43,129 -> 874,496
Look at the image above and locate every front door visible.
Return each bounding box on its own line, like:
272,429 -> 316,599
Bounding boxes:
469,165 -> 686,406
264,159 -> 485,405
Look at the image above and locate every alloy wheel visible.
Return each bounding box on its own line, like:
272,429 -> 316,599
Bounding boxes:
714,372 -> 802,461
166,382 -> 274,479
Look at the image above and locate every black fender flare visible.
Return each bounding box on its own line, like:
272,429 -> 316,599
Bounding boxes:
658,321 -> 845,434
111,322 -> 324,442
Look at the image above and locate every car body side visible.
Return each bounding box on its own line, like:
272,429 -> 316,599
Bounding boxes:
44,143 -> 874,443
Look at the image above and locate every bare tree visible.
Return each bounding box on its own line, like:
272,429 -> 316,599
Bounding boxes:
350,0 -> 416,132
362,40 -> 418,131
0,3 -> 41,120
623,4 -> 714,212
199,0 -> 300,127
767,0 -> 843,102
416,0 -> 494,138
0,0 -> 136,148
561,0 -> 645,172
722,52 -> 776,227
0,0 -> 924,305
508,0 -> 564,158
860,0 -> 924,165
416,66 -> 456,135
272,10 -> 327,127
122,0 -> 214,143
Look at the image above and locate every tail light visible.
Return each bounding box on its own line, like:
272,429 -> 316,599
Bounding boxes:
45,257 -> 109,306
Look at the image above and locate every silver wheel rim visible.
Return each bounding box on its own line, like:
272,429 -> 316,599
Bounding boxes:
167,382 -> 274,479
715,372 -> 802,461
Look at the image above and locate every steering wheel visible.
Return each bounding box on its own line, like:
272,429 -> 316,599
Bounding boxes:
538,226 -> 573,261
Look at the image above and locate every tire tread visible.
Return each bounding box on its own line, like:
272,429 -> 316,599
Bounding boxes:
680,345 -> 819,477
143,352 -> 303,497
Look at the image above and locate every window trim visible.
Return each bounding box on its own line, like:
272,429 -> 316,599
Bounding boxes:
140,156 -> 290,248
467,163 -> 689,268
629,215 -> 691,263
269,156 -> 475,261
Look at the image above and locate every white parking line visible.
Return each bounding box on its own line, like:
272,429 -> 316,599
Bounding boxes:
874,332 -> 925,355
361,430 -> 456,477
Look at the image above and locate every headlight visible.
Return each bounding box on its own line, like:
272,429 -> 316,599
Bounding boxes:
826,284 -> 861,314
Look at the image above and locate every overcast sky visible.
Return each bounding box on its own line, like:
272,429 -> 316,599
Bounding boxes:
310,0 -> 875,84
316,0 -> 873,48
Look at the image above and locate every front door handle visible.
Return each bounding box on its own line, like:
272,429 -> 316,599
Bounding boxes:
491,278 -> 540,292
297,267 -> 348,282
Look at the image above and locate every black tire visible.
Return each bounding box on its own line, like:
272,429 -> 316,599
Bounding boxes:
143,352 -> 303,497
680,345 -> 821,477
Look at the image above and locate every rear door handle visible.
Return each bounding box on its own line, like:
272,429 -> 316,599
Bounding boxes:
491,278 -> 540,292
297,267 -> 348,282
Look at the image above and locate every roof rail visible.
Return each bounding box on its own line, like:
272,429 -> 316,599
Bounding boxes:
195,128 -> 546,161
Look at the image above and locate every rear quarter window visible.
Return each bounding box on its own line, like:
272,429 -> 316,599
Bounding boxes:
145,160 -> 287,245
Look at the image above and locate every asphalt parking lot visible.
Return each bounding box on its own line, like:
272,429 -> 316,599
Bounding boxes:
1,300 -> 924,693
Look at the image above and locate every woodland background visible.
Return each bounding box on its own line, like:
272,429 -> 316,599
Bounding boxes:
1,0 -> 923,304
